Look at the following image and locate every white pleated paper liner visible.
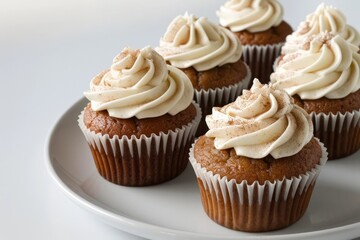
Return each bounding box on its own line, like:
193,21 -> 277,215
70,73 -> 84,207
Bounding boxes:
189,138 -> 328,232
310,109 -> 360,160
241,43 -> 283,86
193,64 -> 251,137
78,101 -> 201,186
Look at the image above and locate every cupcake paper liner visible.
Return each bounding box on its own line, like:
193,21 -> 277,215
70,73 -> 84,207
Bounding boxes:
194,64 -> 251,136
78,101 -> 201,186
189,139 -> 327,232
311,109 -> 360,160
241,43 -> 283,86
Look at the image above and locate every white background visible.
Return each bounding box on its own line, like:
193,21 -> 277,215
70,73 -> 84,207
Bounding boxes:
1,0 -> 359,239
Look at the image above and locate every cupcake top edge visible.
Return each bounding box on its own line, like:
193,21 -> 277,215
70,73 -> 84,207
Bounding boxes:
217,0 -> 284,33
271,32 -> 360,100
156,12 -> 243,71
83,46 -> 194,119
205,79 -> 314,159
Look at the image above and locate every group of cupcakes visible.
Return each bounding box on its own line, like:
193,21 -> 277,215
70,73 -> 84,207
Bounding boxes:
77,0 -> 360,233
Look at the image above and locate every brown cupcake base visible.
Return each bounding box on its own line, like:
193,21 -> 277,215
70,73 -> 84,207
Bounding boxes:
189,139 -> 327,232
293,92 -> 360,160
78,102 -> 201,186
233,21 -> 293,46
182,60 -> 249,91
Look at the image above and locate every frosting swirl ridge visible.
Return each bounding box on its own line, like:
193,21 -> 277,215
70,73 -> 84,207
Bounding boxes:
205,79 -> 313,159
282,4 -> 360,54
271,33 -> 360,99
84,46 -> 194,119
156,13 -> 242,71
217,0 -> 283,32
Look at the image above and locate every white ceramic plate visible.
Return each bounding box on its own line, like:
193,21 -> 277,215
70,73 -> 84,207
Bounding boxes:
45,97 -> 360,240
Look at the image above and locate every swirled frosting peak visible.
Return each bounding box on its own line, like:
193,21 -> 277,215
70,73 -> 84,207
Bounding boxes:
156,13 -> 242,71
84,46 -> 194,119
271,33 -> 360,99
217,0 -> 283,32
205,79 -> 313,159
282,4 -> 360,54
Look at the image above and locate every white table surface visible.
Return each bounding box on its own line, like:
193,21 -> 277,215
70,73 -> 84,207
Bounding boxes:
1,0 -> 359,239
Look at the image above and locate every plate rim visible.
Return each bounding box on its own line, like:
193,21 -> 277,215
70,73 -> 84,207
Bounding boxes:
44,97 -> 360,240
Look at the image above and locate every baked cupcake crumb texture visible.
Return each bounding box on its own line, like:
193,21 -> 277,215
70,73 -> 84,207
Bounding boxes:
293,91 -> 360,114
233,21 -> 293,45
195,136 -> 321,184
182,60 -> 248,91
83,102 -> 197,138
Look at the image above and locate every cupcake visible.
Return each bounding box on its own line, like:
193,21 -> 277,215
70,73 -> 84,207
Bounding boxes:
78,46 -> 201,186
271,33 -> 360,160
156,13 -> 251,136
217,0 -> 293,85
281,3 -> 360,55
189,79 -> 327,232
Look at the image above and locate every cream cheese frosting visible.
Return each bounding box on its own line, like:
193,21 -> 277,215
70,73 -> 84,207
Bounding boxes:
205,79 -> 313,159
217,0 -> 283,33
156,13 -> 242,71
282,4 -> 360,54
84,46 -> 194,119
271,33 -> 360,100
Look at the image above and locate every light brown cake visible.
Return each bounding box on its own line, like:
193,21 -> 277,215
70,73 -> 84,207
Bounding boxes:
234,21 -> 293,46
293,90 -> 360,115
193,136 -> 322,231
182,60 -> 248,91
83,102 -> 196,138
194,136 -> 322,184
293,91 -> 360,159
